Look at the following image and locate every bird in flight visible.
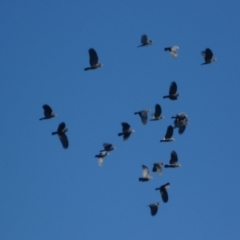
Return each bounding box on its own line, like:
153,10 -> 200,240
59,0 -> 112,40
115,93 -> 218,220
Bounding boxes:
84,48 -> 103,71
138,34 -> 152,47
148,202 -> 159,216
95,151 -> 109,166
134,109 -> 151,125
150,104 -> 164,121
52,122 -> 69,149
163,82 -> 179,100
201,48 -> 217,65
118,122 -> 135,141
139,165 -> 152,182
164,46 -> 179,58
160,125 -> 175,142
39,104 -> 56,120
155,183 -> 170,203
164,151 -> 181,168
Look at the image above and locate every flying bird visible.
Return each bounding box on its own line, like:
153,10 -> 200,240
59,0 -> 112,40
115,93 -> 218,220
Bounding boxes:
172,113 -> 189,134
148,203 -> 159,216
39,104 -> 56,120
164,151 -> 181,168
134,109 -> 150,124
139,165 -> 152,182
52,122 -> 69,149
164,46 -> 179,58
84,48 -> 103,71
160,125 -> 175,142
163,82 -> 179,100
138,34 -> 152,47
100,143 -> 116,152
155,183 -> 170,203
150,104 -> 164,121
95,151 -> 109,166
152,162 -> 164,175
201,48 -> 217,65
118,122 -> 135,141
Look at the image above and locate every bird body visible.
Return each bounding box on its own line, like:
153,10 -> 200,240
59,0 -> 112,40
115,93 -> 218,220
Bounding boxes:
163,82 -> 179,100
172,113 -> 188,134
95,151 -> 109,166
164,46 -> 179,58
201,48 -> 216,65
134,109 -> 150,124
139,165 -> 152,181
39,104 -> 56,120
150,104 -> 164,121
152,162 -> 163,175
148,203 -> 159,216
100,143 -> 116,152
138,34 -> 152,47
118,122 -> 135,140
160,126 -> 175,142
84,48 -> 103,71
164,151 -> 181,168
52,122 -> 69,149
155,183 -> 170,203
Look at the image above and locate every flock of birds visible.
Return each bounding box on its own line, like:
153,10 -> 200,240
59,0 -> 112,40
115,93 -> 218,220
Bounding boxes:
39,34 -> 217,217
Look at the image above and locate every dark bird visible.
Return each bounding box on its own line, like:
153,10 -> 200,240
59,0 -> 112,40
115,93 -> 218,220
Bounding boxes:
139,165 -> 152,182
148,203 -> 159,216
95,151 -> 109,166
164,151 -> 181,168
160,125 -> 175,142
118,122 -> 135,141
152,162 -> 164,175
163,82 -> 179,100
155,183 -> 170,203
138,34 -> 152,47
172,113 -> 189,134
150,104 -> 164,121
39,104 -> 56,120
134,109 -> 151,124
201,48 -> 217,65
84,48 -> 103,71
164,46 -> 179,58
100,143 -> 116,152
52,122 -> 69,149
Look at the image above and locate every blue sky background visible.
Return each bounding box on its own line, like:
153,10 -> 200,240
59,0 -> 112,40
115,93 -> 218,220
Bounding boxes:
1,1 -> 240,239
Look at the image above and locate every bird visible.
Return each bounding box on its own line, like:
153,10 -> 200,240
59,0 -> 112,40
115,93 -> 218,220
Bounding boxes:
148,203 -> 159,216
138,34 -> 152,47
95,151 -> 109,166
134,109 -> 150,124
163,82 -> 179,100
52,122 -> 69,149
155,183 -> 170,203
84,48 -> 103,71
172,113 -> 189,134
118,122 -> 135,141
139,165 -> 152,182
100,143 -> 116,152
164,46 -> 179,58
164,151 -> 181,168
160,125 -> 175,142
39,104 -> 56,120
150,104 -> 164,121
152,162 -> 164,175
201,48 -> 217,65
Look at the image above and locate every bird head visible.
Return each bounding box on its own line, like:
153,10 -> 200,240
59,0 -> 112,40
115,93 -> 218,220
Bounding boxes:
52,113 -> 57,117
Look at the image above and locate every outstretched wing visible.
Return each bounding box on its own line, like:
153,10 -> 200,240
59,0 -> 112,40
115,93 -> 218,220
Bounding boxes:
88,48 -> 98,66
140,111 -> 148,124
203,48 -> 213,61
170,151 -> 178,164
154,104 -> 161,118
170,46 -> 179,58
149,203 -> 159,216
160,183 -> 170,203
142,165 -> 150,178
141,34 -> 148,44
165,126 -> 173,139
59,133 -> 69,149
169,82 -> 177,95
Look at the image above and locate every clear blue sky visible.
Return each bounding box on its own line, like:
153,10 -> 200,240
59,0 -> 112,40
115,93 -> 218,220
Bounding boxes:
1,1 -> 240,239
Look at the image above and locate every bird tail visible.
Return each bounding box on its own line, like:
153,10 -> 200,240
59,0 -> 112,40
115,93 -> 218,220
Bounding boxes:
155,188 -> 160,190
164,47 -> 171,51
134,112 -> 139,114
164,165 -> 170,168
118,133 -> 123,136
84,67 -> 91,71
163,96 -> 169,98
52,132 -> 58,135
39,117 -> 45,120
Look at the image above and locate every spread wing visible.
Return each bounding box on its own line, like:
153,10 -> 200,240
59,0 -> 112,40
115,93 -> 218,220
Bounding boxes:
59,133 -> 69,149
142,165 -> 150,178
203,48 -> 213,61
141,34 -> 148,44
160,183 -> 170,203
88,48 -> 98,66
170,46 -> 179,58
154,104 -> 161,118
152,163 -> 162,175
169,82 -> 177,95
170,151 -> 178,164
165,126 -> 173,139
149,203 -> 159,216
140,111 -> 148,124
